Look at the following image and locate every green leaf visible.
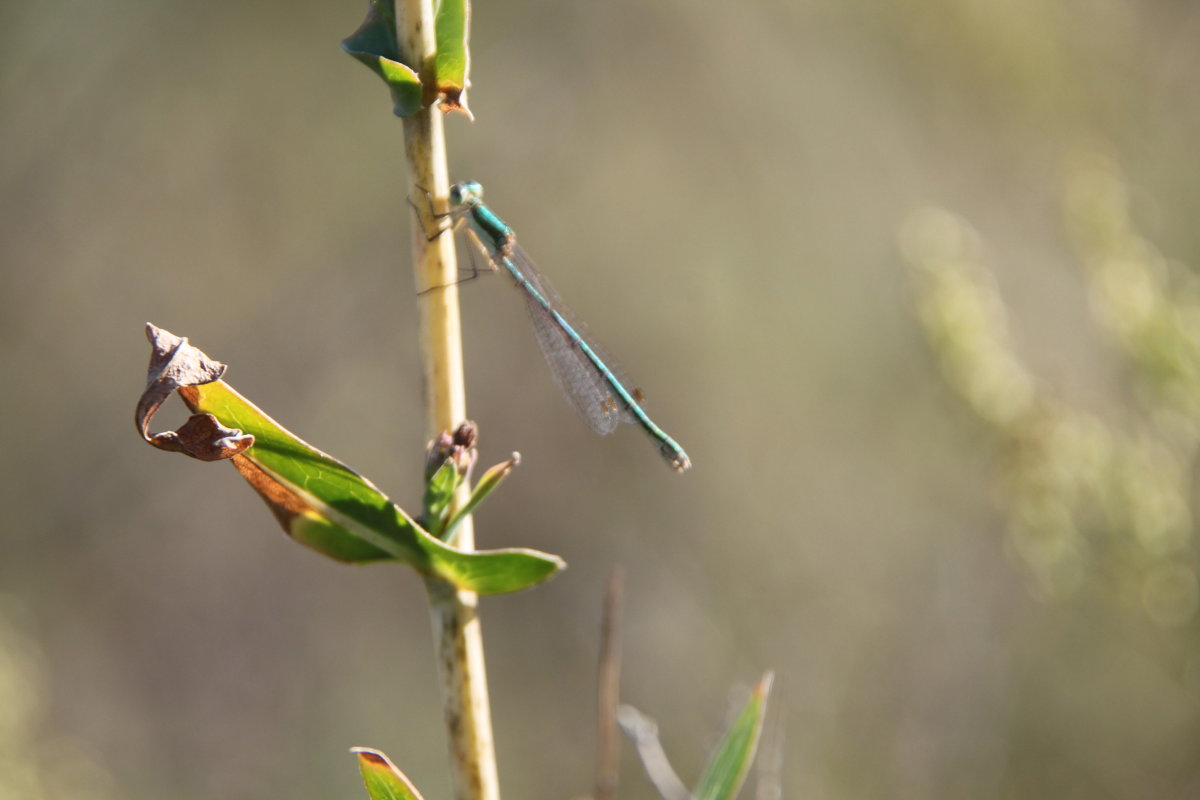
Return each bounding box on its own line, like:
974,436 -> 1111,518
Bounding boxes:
427,539 -> 564,595
693,673 -> 774,800
137,325 -> 564,594
353,748 -> 426,800
184,379 -> 562,592
342,0 -> 424,117
443,453 -> 519,544
184,378 -> 428,564
422,458 -> 461,539
433,0 -> 472,117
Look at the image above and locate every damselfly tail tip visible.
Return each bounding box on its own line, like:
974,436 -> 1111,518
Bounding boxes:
664,446 -> 691,473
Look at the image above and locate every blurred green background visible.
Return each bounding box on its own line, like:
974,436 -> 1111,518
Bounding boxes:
4,0 -> 1200,798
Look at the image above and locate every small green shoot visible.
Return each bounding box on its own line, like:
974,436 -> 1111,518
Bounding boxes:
353,748 -> 427,800
693,672 -> 774,800
422,457 -> 462,539
442,453 -> 520,544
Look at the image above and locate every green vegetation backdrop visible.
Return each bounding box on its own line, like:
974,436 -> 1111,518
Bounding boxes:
3,1 -> 1199,798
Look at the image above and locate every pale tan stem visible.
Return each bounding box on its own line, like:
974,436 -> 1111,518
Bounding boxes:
396,3 -> 498,800
595,567 -> 625,800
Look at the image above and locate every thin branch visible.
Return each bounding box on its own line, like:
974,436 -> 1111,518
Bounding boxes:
595,567 -> 625,800
617,704 -> 692,800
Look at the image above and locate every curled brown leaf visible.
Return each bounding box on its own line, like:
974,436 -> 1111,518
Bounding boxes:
136,323 -> 253,461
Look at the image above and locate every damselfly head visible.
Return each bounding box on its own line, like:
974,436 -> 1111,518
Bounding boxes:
449,180 -> 484,209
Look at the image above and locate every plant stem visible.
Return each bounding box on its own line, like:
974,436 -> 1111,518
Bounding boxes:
396,3 -> 499,800
595,567 -> 625,800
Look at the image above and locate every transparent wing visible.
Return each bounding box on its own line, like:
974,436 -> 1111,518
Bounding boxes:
505,243 -> 639,435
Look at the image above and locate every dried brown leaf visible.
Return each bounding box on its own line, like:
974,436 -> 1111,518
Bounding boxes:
135,323 -> 253,461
